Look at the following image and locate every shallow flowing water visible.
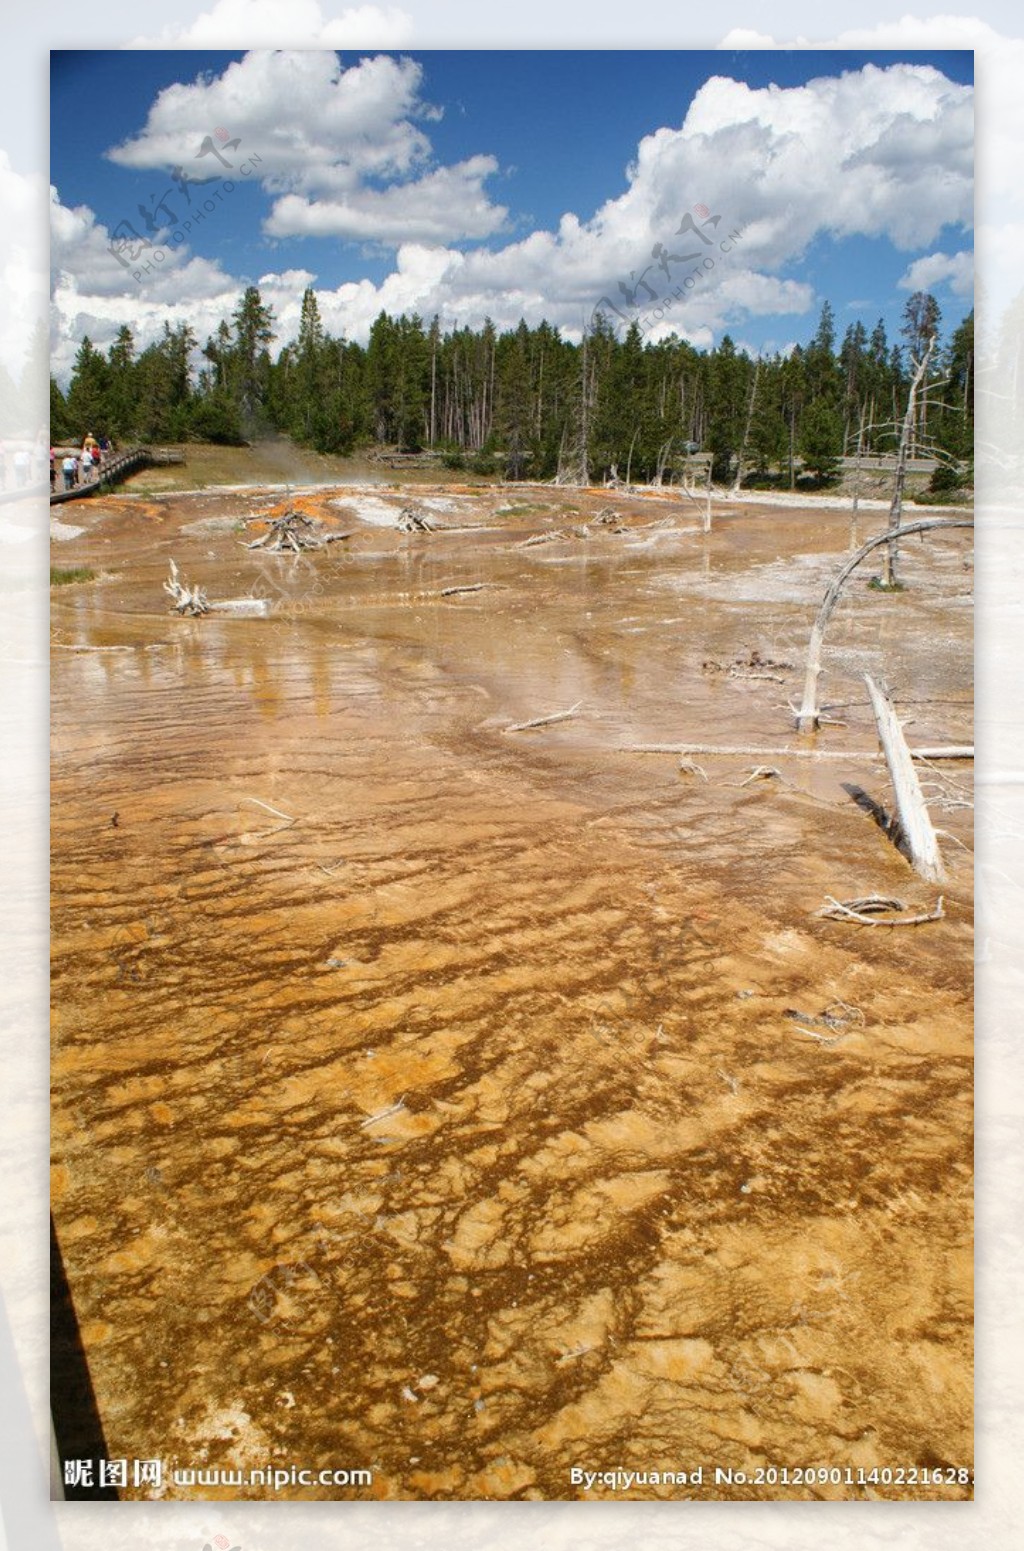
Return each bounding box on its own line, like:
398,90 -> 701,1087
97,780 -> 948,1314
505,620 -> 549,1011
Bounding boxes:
51,481 -> 973,1501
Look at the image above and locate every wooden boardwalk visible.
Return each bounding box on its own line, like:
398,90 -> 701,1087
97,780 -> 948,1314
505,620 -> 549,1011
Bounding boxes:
50,447 -> 184,505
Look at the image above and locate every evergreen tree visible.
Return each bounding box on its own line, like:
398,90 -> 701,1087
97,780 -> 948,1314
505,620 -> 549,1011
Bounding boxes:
940,309 -> 974,460
290,287 -> 326,442
839,320 -> 868,447
230,286 -> 276,430
64,337 -> 110,439
50,376 -> 72,443
133,323 -> 196,440
105,325 -> 137,438
747,358 -> 788,478
496,321 -> 535,480
901,291 -> 942,360
804,301 -> 841,406
706,335 -> 749,480
53,291 -> 972,484
798,399 -> 843,484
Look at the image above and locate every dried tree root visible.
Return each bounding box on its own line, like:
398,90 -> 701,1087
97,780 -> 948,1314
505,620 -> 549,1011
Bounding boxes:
246,510 -> 352,551
163,558 -> 209,615
398,507 -> 435,532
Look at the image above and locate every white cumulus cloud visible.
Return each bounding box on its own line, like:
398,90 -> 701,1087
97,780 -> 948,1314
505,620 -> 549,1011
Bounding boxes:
899,249 -> 974,296
105,50 -> 509,248
130,1 -> 413,49
49,187 -> 247,383
264,155 -> 506,242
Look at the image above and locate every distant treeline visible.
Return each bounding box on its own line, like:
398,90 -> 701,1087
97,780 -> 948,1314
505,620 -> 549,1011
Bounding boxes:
50,287 -> 973,485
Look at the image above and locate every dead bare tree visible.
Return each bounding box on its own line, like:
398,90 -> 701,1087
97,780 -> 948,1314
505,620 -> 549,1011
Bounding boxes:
624,425 -> 640,489
674,455 -> 715,533
731,355 -> 761,496
654,437 -> 675,487
880,339 -> 934,588
849,404 -> 867,531
795,516 -> 973,732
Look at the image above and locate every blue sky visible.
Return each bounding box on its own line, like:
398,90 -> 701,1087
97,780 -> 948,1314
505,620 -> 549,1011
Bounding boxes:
49,48 -> 974,379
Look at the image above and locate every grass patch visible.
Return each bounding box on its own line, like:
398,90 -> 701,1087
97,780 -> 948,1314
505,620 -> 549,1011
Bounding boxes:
50,566 -> 97,586
910,487 -> 973,506
867,576 -> 907,593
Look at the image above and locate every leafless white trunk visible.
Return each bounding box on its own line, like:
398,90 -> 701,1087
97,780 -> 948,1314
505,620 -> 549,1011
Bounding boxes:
732,355 -> 760,495
881,340 -> 934,587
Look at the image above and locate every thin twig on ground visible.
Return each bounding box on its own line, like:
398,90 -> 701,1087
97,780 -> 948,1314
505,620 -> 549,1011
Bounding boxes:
359,1096 -> 407,1129
241,796 -> 296,825
503,701 -> 583,733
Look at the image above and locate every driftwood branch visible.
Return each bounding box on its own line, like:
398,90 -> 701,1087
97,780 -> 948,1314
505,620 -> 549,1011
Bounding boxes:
815,894 -> 945,926
503,701 -> 583,734
738,766 -> 782,786
795,517 -> 973,731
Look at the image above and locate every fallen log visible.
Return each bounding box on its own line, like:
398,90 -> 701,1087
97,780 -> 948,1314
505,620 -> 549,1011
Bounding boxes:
864,674 -> 946,883
615,743 -> 973,760
517,529 -> 572,547
207,598 -> 271,617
